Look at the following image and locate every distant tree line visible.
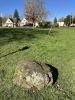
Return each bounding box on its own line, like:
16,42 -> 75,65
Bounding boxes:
53,15 -> 75,27
64,15 -> 75,26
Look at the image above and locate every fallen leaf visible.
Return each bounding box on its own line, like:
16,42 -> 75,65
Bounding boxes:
33,90 -> 35,93
31,44 -> 33,45
47,60 -> 49,62
72,67 -> 74,69
62,73 -> 65,76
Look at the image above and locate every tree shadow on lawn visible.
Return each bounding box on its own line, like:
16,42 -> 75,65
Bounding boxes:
46,64 -> 59,84
0,28 -> 59,46
0,46 -> 30,58
0,28 -> 35,46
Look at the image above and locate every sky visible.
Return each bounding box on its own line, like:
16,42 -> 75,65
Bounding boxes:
0,0 -> 75,22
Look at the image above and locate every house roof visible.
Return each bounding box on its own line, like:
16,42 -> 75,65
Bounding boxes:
9,18 -> 17,23
18,18 -> 33,24
15,18 -> 39,25
58,17 -> 64,22
3,18 -> 17,24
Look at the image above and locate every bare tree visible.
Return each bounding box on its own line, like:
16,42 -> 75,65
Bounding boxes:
3,14 -> 13,19
4,13 -> 9,18
20,15 -> 24,20
23,0 -> 51,28
9,14 -> 13,18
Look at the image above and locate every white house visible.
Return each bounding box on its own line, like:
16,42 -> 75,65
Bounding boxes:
18,18 -> 28,27
18,18 -> 39,27
57,17 -> 66,27
3,18 -> 17,27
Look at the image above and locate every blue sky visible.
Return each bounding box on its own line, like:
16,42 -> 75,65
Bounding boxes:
0,0 -> 75,22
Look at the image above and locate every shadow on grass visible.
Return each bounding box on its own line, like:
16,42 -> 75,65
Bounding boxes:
0,46 -> 29,58
0,28 -> 35,46
0,28 -> 59,46
46,64 -> 59,84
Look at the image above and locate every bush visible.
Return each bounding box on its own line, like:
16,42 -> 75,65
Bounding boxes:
39,21 -> 52,28
55,23 -> 59,27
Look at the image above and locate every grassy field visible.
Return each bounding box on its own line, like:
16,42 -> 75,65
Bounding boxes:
0,27 -> 75,100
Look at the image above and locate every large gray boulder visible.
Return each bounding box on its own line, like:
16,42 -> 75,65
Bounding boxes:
13,60 -> 53,90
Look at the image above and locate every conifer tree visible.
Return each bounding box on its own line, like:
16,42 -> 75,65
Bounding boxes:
13,9 -> 20,21
54,17 -> 57,27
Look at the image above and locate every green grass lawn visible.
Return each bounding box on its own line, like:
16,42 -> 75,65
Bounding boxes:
0,27 -> 75,100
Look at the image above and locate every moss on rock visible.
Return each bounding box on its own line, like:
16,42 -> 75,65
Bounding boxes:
34,61 -> 50,74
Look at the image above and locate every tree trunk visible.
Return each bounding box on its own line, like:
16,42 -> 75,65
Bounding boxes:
33,12 -> 35,29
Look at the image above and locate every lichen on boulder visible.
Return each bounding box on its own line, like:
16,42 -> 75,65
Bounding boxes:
13,60 -> 53,90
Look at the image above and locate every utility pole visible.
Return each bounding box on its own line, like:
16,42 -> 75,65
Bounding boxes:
71,12 -> 73,24
70,12 -> 71,25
